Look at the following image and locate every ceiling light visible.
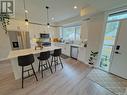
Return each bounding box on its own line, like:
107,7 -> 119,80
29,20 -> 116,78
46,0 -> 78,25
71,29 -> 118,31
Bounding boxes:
74,6 -> 77,9
25,10 -> 28,13
51,17 -> 54,20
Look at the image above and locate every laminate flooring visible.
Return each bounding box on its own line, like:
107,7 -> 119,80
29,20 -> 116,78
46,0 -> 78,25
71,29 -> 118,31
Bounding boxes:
0,58 -> 115,95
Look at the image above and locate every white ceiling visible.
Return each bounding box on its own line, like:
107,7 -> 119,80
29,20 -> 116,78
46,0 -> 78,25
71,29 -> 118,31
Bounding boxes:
14,0 -> 127,24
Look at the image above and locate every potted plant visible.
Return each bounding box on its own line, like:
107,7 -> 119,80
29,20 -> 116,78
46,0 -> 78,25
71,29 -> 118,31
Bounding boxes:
0,13 -> 10,34
88,51 -> 98,66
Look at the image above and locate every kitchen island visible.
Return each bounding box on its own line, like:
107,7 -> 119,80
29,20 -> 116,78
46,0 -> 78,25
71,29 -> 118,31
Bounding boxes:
8,46 -> 61,80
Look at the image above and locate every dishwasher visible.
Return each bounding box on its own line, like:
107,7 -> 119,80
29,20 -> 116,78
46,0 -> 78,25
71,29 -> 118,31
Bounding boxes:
70,46 -> 79,60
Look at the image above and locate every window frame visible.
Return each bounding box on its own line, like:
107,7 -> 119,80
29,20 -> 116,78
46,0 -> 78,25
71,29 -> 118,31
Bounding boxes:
61,25 -> 80,41
107,10 -> 127,22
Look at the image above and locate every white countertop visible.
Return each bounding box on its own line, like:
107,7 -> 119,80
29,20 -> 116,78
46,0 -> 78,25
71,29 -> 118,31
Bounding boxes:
52,42 -> 84,48
8,45 -> 61,59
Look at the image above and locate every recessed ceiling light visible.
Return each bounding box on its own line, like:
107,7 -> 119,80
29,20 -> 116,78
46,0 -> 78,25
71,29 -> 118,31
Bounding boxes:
51,17 -> 55,20
74,6 -> 77,9
25,10 -> 28,13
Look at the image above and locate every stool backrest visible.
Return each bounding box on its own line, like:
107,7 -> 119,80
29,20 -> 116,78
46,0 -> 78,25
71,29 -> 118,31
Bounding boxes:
18,54 -> 34,66
54,49 -> 61,56
40,51 -> 50,60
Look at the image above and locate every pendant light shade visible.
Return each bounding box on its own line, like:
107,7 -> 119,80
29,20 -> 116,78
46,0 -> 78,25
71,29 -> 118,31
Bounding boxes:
23,0 -> 29,25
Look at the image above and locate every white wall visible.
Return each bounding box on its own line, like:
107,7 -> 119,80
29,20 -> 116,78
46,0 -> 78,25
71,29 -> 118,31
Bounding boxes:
80,21 -> 88,42
0,22 -> 11,61
86,12 -> 105,64
7,20 -> 28,32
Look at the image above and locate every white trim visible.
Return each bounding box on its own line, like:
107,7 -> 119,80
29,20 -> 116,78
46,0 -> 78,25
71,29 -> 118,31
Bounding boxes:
96,12 -> 108,69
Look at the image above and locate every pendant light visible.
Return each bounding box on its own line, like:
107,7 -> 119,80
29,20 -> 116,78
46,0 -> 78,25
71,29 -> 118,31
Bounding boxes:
46,6 -> 50,28
23,0 -> 28,25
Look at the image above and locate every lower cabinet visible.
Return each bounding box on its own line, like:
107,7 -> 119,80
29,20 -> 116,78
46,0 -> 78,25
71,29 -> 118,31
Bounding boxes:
62,44 -> 70,56
78,47 -> 87,64
53,43 -> 70,56
53,43 -> 87,64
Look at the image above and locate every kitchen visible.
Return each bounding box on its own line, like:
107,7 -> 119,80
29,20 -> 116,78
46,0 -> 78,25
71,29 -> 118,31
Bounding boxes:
2,0 -> 127,94
6,18 -> 89,64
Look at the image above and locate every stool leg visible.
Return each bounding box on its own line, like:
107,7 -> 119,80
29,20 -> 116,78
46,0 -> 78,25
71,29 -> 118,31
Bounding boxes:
38,61 -> 41,72
51,56 -> 53,66
45,61 -> 48,69
22,66 -> 24,88
43,61 -> 47,69
41,61 -> 44,78
31,64 -> 38,81
56,57 -> 59,65
54,57 -> 57,71
59,56 -> 63,68
47,60 -> 53,74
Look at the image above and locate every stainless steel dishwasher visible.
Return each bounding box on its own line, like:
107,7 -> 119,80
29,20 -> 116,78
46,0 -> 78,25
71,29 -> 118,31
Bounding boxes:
70,46 -> 79,60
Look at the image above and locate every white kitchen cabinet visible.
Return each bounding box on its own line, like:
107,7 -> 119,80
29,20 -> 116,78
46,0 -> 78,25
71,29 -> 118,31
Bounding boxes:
64,44 -> 70,56
78,47 -> 87,64
60,44 -> 70,56
53,42 -> 87,64
53,43 -> 70,56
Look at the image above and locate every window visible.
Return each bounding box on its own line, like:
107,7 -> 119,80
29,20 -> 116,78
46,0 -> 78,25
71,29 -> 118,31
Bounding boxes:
108,10 -> 127,21
61,26 -> 80,41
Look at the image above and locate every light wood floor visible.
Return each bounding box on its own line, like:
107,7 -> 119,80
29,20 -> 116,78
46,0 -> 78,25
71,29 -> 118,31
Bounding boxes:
0,58 -> 115,95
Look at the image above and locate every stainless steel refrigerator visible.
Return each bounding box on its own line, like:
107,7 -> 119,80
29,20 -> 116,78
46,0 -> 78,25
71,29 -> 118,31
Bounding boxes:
8,31 -> 30,50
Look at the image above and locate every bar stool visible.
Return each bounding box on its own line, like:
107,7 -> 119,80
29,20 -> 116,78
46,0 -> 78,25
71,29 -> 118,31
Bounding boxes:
18,54 -> 38,88
38,51 -> 53,78
51,49 -> 63,71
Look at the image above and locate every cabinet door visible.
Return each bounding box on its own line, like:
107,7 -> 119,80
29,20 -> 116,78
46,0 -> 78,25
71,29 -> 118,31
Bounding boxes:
62,45 -> 66,54
78,47 -> 87,63
65,45 -> 70,56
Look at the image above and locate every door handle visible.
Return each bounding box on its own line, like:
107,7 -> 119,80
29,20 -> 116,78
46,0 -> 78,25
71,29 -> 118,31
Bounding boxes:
115,51 -> 121,54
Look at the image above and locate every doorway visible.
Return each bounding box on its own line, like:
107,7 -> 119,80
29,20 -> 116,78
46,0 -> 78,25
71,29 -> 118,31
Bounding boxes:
100,10 -> 127,72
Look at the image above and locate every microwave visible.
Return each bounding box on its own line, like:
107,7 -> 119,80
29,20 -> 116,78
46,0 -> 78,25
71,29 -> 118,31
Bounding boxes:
40,33 -> 50,38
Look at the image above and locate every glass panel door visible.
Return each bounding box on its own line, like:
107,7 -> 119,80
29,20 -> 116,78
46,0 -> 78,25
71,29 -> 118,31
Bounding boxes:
100,21 -> 119,71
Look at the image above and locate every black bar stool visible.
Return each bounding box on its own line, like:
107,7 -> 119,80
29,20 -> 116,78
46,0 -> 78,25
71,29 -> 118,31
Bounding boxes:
18,54 -> 38,88
38,51 -> 53,78
51,49 -> 63,71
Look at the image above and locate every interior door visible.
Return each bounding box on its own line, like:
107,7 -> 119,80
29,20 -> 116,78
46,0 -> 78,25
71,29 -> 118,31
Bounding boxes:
110,20 -> 127,79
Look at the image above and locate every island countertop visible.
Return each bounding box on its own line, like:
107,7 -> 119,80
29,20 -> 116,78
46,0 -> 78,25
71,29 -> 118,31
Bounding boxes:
7,45 -> 61,80
8,45 -> 61,59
